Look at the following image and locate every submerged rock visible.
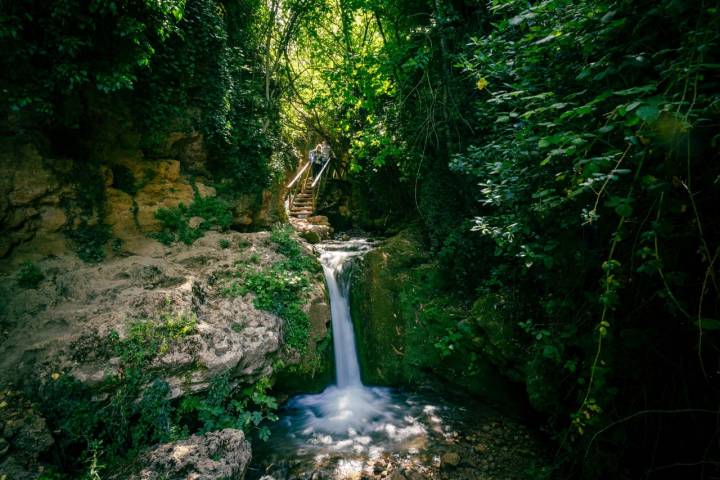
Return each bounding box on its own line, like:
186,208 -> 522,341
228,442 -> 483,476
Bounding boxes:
441,452 -> 461,468
133,428 -> 251,480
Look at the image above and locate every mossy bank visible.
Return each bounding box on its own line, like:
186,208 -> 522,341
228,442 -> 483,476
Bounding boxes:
349,230 -> 527,415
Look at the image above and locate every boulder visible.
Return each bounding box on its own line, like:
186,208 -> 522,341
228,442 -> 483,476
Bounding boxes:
300,230 -> 322,244
441,452 -> 461,468
133,429 -> 251,480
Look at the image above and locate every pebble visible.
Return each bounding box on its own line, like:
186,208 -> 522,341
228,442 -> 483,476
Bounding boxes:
441,452 -> 461,468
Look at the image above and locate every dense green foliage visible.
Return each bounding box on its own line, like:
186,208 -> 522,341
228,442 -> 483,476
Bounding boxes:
154,193 -> 233,245
33,310 -> 278,477
284,0 -> 720,477
1,0 -> 293,228
1,0 -> 184,119
133,0 -> 279,193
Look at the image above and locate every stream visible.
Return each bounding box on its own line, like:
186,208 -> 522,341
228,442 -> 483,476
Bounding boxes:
248,240 -> 546,480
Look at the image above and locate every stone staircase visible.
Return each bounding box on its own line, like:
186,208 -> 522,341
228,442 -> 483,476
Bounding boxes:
289,175 -> 315,219
287,174 -> 333,243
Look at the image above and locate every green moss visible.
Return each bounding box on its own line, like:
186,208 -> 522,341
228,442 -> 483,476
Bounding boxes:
17,261 -> 44,289
349,230 -> 426,385
349,230 -> 526,413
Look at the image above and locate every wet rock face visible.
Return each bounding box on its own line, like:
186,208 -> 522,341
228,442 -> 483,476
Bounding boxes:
289,216 -> 333,244
0,231 -> 329,397
132,428 -> 251,480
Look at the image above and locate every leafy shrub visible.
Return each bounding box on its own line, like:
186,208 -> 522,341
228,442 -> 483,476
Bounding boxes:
17,261 -> 44,289
177,375 -> 278,441
223,225 -> 319,352
270,224 -> 320,273
66,221 -> 112,263
35,311 -> 196,473
219,239 -> 230,249
155,194 -> 233,245
33,309 -> 279,475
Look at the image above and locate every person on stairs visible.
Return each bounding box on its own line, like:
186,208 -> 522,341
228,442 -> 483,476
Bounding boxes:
311,144 -> 322,178
320,140 -> 332,166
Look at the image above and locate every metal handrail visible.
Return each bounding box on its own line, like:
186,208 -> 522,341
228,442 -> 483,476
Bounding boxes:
311,157 -> 332,188
311,157 -> 334,211
287,161 -> 311,189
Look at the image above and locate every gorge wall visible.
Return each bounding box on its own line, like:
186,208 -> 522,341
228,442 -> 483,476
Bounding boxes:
0,133 -> 285,267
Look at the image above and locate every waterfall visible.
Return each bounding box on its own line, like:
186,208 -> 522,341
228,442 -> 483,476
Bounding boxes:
282,239 -> 390,434
320,245 -> 364,387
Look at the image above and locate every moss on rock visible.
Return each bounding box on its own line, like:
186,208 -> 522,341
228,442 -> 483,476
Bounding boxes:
349,229 -> 527,414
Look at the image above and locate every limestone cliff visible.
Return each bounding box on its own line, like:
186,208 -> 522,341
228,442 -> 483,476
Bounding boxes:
0,135 -> 285,264
0,229 -> 330,478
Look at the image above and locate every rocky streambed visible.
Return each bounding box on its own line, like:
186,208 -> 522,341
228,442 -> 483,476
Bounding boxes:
248,387 -> 547,480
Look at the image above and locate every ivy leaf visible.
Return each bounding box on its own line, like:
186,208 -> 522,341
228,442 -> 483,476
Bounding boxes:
636,105 -> 660,122
606,196 -> 633,217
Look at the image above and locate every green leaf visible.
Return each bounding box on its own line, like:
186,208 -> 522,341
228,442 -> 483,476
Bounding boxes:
636,105 -> 660,122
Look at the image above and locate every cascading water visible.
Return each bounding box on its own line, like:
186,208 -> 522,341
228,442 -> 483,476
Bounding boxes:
321,241 -> 363,388
247,239 -> 544,479
286,239 -> 398,436
247,239 -> 438,478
